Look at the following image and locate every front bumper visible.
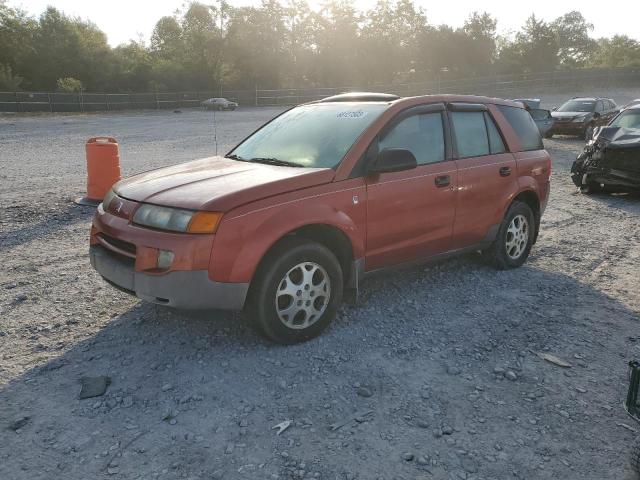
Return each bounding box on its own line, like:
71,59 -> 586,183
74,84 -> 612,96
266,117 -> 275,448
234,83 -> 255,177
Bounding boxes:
549,122 -> 586,135
90,245 -> 248,310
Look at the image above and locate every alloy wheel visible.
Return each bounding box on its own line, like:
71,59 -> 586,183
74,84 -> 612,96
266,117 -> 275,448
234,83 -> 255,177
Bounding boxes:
275,262 -> 331,329
505,214 -> 529,260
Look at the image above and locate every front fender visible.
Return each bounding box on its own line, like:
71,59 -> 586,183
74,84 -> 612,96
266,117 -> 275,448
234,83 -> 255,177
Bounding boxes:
209,180 -> 366,283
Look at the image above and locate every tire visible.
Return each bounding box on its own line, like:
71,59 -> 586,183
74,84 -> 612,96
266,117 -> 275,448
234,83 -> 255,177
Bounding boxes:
631,437 -> 640,476
245,237 -> 343,344
579,182 -> 602,194
485,201 -> 535,269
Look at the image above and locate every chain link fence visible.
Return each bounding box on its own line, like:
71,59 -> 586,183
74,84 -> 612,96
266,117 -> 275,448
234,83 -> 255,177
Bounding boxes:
1,68 -> 639,113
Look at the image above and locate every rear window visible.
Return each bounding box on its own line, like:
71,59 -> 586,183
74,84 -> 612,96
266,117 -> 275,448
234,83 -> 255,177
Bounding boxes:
497,105 -> 543,151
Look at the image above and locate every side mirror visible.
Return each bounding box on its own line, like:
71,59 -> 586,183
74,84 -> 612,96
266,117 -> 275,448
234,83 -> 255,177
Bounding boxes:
593,111 -> 601,119
369,148 -> 417,174
552,106 -> 558,111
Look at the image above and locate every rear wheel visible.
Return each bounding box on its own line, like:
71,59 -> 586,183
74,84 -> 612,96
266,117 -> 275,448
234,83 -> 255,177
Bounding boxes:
246,238 -> 343,344
485,201 -> 535,269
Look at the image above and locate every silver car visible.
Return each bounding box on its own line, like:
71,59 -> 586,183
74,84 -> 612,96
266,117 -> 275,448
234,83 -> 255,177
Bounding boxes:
513,99 -> 553,137
201,98 -> 238,111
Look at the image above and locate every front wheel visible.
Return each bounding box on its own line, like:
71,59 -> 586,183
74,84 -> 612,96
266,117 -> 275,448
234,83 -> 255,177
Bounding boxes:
246,238 -> 343,344
484,201 -> 535,269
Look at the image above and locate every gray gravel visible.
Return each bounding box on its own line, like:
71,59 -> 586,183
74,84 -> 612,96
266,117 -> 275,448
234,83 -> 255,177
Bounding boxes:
1,99 -> 640,480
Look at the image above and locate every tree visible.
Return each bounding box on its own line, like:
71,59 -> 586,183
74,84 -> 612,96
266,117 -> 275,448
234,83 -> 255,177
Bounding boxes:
0,63 -> 22,90
507,15 -> 559,73
551,11 -> 597,67
590,35 -> 640,68
359,0 -> 427,84
56,76 -> 82,92
462,12 -> 498,75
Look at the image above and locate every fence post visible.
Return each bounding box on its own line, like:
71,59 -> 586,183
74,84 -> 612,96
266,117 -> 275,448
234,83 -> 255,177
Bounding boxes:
255,84 -> 258,107
15,91 -> 20,113
47,92 -> 52,113
105,93 -> 109,111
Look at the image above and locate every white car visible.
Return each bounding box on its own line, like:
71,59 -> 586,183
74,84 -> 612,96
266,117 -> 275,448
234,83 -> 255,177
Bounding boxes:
201,98 -> 238,111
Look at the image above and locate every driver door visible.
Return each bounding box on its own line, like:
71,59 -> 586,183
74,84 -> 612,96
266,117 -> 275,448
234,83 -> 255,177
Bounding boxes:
365,104 -> 458,271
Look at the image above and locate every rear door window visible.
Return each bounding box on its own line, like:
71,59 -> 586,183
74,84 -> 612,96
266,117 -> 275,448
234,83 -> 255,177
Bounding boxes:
484,112 -> 506,154
450,112 -> 490,158
497,105 -> 543,151
529,108 -> 550,120
379,113 -> 445,165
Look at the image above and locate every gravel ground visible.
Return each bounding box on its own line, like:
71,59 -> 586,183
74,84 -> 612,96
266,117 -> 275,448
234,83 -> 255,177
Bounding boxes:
1,96 -> 640,480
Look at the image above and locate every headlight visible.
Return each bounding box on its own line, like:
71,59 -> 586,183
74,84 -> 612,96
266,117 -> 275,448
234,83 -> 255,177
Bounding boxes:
133,204 -> 222,234
102,189 -> 117,211
572,115 -> 588,123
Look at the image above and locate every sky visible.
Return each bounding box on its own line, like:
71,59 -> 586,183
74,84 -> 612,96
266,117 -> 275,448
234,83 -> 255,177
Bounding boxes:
8,0 -> 639,47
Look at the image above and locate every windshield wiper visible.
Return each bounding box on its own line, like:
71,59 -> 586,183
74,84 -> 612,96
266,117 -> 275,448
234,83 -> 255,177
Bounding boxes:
249,157 -> 302,168
225,153 -> 247,161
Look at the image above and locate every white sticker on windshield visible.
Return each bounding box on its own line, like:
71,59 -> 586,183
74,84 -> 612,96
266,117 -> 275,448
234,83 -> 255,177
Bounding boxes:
337,110 -> 367,119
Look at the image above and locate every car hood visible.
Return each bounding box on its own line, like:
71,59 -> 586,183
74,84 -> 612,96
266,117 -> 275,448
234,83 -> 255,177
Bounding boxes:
114,156 -> 335,212
551,111 -> 589,119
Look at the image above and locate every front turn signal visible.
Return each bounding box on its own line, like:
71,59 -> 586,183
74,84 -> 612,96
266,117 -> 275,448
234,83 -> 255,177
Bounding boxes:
187,212 -> 223,233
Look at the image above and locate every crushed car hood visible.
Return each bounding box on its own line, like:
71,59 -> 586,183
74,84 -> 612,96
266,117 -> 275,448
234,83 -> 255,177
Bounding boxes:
114,156 -> 335,211
593,126 -> 640,150
571,126 -> 640,190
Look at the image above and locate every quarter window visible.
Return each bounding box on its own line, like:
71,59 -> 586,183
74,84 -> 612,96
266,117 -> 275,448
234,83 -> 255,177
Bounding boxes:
451,111 -> 490,158
378,113 -> 445,165
497,105 -> 543,151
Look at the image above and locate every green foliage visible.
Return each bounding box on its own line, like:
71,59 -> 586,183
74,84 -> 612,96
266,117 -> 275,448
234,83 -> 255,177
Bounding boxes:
590,35 -> 640,68
0,1 -> 638,92
0,63 -> 22,90
551,11 -> 597,67
56,77 -> 82,92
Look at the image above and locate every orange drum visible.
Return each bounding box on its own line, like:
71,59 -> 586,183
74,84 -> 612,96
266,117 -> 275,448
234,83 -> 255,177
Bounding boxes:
85,137 -> 121,201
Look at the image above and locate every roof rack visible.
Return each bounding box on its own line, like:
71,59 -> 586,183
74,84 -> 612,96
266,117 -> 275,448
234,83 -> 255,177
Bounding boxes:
317,92 -> 400,103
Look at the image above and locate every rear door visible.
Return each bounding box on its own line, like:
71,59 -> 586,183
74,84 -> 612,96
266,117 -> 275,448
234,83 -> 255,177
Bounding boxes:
529,108 -> 553,136
448,104 -> 517,249
365,104 -> 458,270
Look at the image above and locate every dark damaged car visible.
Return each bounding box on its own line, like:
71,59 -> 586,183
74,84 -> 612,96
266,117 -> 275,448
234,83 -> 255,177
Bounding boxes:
571,104 -> 640,193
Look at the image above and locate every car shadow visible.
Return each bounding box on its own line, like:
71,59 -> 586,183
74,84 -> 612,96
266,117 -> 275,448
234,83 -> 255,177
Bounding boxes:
584,190 -> 640,215
1,256 -> 638,479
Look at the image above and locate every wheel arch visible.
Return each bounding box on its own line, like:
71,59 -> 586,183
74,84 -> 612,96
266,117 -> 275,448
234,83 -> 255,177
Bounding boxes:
510,189 -> 541,242
253,223 -> 356,290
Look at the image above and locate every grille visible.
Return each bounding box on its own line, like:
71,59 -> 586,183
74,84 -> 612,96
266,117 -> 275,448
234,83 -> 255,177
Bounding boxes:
97,233 -> 136,257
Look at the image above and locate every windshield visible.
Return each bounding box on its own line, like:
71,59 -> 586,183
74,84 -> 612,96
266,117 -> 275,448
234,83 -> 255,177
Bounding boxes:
610,110 -> 640,129
228,103 -> 387,168
557,100 -> 595,113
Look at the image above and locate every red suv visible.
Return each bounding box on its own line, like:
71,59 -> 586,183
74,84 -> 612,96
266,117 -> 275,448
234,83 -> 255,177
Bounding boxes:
90,93 -> 551,343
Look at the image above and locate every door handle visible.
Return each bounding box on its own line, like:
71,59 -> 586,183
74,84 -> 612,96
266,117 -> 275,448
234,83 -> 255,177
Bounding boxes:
435,175 -> 450,187
499,166 -> 511,177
